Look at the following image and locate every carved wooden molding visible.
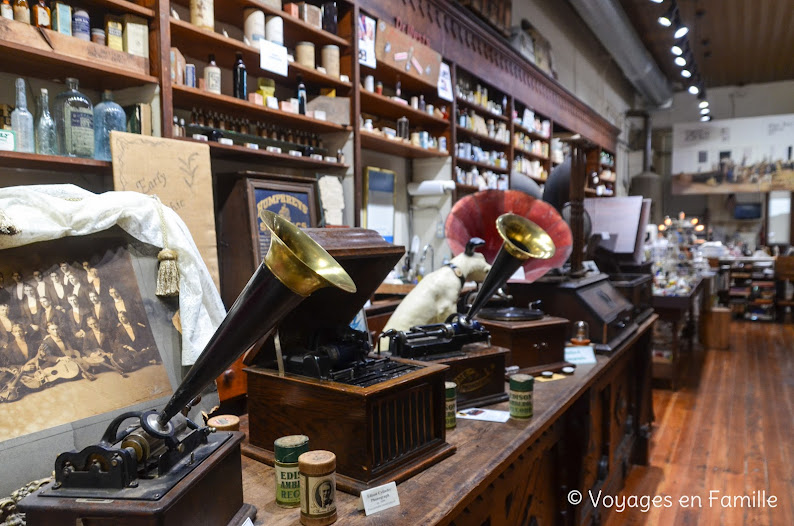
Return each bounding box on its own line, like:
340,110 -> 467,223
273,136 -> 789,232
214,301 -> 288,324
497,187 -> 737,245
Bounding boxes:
357,0 -> 620,151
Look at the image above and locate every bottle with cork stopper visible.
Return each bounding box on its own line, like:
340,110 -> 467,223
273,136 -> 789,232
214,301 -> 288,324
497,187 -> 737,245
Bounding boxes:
299,450 -> 337,525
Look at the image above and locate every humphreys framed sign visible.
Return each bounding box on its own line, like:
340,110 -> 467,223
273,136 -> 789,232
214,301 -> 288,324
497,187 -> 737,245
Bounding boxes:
247,178 -> 318,260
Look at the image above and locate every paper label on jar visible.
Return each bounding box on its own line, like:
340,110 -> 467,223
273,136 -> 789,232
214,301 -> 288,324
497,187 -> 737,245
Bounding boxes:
509,390 -> 533,418
300,473 -> 336,517
445,399 -> 456,428
65,107 -> 93,157
275,464 -> 301,505
35,6 -> 49,26
13,5 -> 30,23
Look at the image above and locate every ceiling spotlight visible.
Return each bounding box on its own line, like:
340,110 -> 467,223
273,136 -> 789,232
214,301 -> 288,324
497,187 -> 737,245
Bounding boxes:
649,0 -> 664,3
688,85 -> 700,95
671,45 -> 683,55
700,107 -> 710,115
681,69 -> 692,78
674,22 -> 689,39
658,5 -> 675,26
700,115 -> 711,122
699,100 -> 709,109
674,56 -> 687,67
695,224 -> 705,232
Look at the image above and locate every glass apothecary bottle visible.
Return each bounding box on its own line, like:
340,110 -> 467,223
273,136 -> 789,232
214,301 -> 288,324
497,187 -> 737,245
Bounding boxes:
11,78 -> 35,153
54,77 -> 94,158
35,88 -> 57,155
93,90 -> 126,161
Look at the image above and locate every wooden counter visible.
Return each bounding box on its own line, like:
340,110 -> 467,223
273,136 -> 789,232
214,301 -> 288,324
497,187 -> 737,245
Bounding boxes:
239,315 -> 657,526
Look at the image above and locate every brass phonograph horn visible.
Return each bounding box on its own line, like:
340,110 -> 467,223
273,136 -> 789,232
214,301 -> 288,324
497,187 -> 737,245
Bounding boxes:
145,209 -> 357,436
459,213 -> 555,326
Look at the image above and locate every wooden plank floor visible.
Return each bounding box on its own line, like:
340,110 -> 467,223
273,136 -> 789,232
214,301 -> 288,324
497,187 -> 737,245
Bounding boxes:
604,321 -> 794,525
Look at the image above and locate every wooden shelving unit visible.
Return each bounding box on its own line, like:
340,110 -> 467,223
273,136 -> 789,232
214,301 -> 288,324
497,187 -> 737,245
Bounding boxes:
172,85 -> 349,134
360,131 -> 448,159
0,151 -> 112,175
0,0 -> 619,228
455,157 -> 509,174
177,139 -> 349,170
359,90 -> 449,130
455,96 -> 510,124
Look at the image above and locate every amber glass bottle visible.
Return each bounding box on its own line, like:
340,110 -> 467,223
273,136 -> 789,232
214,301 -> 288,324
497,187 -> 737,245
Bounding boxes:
32,0 -> 50,28
13,0 -> 30,24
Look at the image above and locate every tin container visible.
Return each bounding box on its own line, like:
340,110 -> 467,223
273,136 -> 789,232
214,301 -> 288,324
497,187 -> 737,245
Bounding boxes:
185,64 -> 196,88
274,435 -> 310,508
445,381 -> 457,429
321,45 -> 339,78
509,374 -> 534,419
296,41 -> 316,69
299,450 -> 337,525
265,15 -> 283,45
244,8 -> 265,44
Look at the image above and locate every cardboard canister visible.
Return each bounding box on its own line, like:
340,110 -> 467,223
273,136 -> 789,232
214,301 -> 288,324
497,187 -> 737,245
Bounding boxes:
265,15 -> 284,45
296,41 -> 316,69
321,45 -> 340,78
244,8 -> 265,44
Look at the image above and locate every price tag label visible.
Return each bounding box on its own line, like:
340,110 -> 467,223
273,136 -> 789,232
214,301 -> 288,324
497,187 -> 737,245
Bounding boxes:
360,481 -> 400,515
260,40 -> 288,77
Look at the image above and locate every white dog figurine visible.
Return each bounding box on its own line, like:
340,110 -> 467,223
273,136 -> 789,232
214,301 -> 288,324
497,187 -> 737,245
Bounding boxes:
381,239 -> 491,344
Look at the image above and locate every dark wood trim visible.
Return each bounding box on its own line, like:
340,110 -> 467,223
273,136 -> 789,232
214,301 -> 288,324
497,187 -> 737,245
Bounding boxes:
153,0 -> 173,137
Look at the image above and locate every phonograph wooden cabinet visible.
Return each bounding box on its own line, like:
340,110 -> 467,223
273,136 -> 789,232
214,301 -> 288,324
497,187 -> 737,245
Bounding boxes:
241,228 -> 455,494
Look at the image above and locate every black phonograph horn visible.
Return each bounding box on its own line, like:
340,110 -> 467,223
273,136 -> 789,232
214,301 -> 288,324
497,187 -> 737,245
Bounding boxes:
460,213 -> 555,326
147,210 -> 356,436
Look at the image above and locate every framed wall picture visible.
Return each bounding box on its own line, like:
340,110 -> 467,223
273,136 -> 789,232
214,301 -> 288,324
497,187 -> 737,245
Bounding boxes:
363,167 -> 396,243
246,177 -> 318,260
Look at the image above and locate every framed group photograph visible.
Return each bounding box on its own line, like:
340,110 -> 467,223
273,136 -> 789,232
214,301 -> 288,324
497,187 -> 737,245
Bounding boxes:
0,228 -> 178,444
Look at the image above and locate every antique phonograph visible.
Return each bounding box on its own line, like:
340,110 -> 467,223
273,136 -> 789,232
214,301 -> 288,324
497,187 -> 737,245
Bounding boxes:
383,193 -> 574,395
516,137 -> 639,354
241,226 -> 455,494
18,211 -> 358,525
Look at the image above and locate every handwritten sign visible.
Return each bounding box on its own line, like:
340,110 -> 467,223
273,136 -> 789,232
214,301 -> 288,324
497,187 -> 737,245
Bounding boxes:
110,132 -> 220,290
360,482 -> 400,515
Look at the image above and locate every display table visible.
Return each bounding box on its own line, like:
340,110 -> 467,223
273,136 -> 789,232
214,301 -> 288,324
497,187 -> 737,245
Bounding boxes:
239,315 -> 656,526
651,278 -> 706,389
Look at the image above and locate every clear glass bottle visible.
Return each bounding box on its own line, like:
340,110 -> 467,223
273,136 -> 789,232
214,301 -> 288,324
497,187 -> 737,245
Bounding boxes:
93,90 -> 125,161
35,88 -> 57,155
11,78 -> 34,153
54,77 -> 94,158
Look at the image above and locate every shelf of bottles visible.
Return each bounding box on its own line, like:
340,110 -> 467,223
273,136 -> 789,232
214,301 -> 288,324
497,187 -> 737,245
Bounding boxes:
356,32 -> 451,159
168,0 -> 353,158
584,148 -> 616,197
1,73 -> 131,169
511,100 -> 552,185
0,2 -> 156,89
453,68 -> 510,191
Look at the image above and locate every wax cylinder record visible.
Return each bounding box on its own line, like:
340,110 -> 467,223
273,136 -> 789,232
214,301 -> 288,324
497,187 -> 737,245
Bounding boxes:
445,381 -> 457,429
275,435 -> 309,508
509,373 -> 534,419
299,450 -> 337,525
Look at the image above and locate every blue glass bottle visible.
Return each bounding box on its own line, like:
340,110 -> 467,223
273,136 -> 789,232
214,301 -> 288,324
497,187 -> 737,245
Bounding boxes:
93,90 -> 126,161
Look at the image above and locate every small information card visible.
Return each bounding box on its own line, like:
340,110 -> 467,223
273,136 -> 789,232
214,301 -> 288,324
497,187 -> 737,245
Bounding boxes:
260,40 -> 289,77
456,408 -> 510,423
564,345 -> 597,365
359,481 -> 400,515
